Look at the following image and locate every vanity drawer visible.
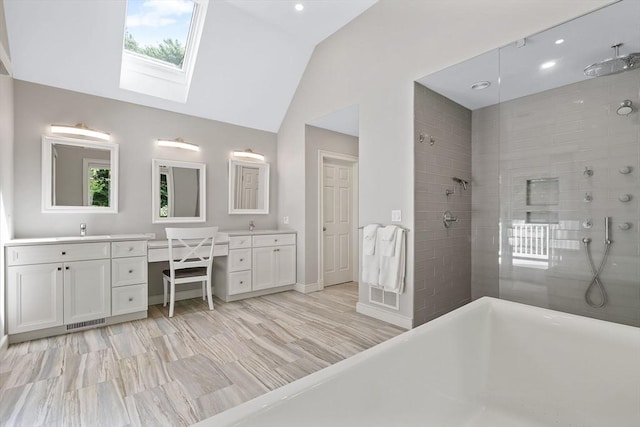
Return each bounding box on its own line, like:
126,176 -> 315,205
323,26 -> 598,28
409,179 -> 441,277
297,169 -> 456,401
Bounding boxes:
112,284 -> 148,316
252,234 -> 296,248
112,256 -> 148,287
228,271 -> 252,295
229,236 -> 251,249
112,240 -> 147,258
228,249 -> 251,272
7,242 -> 110,266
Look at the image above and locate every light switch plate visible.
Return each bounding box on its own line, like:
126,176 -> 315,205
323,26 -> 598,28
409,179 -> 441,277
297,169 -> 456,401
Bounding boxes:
283,216 -> 289,225
391,210 -> 401,222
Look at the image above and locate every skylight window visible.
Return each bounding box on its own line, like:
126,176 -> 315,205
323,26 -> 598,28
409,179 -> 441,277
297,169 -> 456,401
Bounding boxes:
120,0 -> 209,103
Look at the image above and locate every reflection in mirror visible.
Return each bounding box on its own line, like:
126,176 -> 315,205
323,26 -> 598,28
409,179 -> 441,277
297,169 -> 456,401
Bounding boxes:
42,136 -> 119,213
228,159 -> 269,214
152,159 -> 206,223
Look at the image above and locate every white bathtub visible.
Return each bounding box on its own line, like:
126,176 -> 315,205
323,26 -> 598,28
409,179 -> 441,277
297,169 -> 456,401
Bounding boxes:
197,297 -> 640,427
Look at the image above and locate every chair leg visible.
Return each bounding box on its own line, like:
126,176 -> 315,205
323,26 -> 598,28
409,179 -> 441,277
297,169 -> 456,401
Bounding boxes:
202,281 -> 206,300
163,277 -> 168,307
206,278 -> 214,311
169,281 -> 176,318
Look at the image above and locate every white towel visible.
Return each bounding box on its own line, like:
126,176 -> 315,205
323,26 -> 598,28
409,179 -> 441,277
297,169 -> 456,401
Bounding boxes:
362,230 -> 381,286
378,229 -> 406,294
378,225 -> 398,256
363,224 -> 380,256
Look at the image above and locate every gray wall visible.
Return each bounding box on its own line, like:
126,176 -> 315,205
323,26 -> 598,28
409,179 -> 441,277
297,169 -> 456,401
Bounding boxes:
13,80 -> 278,297
413,83 -> 472,326
54,145 -> 110,206
471,69 -> 640,327
304,125 -> 359,286
171,167 -> 199,217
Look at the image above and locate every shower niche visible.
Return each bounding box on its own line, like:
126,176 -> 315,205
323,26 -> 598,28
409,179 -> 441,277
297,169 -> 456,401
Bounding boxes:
416,0 -> 639,326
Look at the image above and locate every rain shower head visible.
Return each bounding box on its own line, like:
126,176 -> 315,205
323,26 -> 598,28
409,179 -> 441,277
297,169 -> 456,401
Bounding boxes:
584,43 -> 640,77
617,100 -> 634,116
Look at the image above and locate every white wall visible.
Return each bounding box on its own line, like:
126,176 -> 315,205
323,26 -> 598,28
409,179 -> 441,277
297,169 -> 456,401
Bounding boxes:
277,0 -> 613,324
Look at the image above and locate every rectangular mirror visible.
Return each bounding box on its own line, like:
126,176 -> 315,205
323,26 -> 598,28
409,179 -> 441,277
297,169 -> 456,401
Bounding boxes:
228,159 -> 269,214
42,135 -> 119,213
152,159 -> 206,223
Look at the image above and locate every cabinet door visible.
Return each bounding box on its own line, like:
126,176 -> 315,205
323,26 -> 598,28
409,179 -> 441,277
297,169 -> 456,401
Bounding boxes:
275,245 -> 296,286
252,247 -> 275,291
7,264 -> 64,334
64,259 -> 111,324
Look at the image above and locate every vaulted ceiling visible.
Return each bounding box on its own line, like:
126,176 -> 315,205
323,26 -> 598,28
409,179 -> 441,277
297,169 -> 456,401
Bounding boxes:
4,0 -> 377,132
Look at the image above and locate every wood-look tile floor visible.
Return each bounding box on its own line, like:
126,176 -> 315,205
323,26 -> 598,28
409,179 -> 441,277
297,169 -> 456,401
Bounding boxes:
0,283 -> 404,426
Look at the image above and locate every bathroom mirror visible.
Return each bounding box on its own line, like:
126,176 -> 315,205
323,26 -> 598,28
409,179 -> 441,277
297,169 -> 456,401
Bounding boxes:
228,159 -> 269,214
152,159 -> 206,223
41,135 -> 119,213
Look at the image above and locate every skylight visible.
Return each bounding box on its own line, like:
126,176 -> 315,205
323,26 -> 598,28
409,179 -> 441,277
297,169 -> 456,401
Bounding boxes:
120,0 -> 208,103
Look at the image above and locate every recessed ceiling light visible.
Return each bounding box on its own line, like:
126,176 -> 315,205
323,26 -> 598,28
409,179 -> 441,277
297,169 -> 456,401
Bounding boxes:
555,39 -> 565,45
540,61 -> 556,70
471,81 -> 491,90
295,3 -> 304,12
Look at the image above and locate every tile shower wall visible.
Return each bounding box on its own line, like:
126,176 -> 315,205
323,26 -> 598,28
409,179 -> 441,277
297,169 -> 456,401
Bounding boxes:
414,83 -> 472,326
472,69 -> 640,327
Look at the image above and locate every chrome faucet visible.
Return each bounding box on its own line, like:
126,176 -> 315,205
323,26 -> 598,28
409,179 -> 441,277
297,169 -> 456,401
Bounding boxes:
249,220 -> 255,231
80,223 -> 87,237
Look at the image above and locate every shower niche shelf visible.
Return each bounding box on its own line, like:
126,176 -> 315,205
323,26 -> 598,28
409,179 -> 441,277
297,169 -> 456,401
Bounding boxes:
526,178 -> 559,206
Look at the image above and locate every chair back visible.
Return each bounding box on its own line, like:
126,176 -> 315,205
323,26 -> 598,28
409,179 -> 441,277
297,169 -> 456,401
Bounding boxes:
165,227 -> 218,273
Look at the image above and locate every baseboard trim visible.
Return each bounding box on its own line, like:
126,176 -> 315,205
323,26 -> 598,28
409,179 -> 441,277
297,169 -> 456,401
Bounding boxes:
148,289 -> 204,306
0,334 -> 8,359
356,302 -> 412,329
293,282 -> 323,294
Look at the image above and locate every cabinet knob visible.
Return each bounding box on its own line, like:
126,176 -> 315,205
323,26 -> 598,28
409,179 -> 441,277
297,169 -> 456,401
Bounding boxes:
274,239 -> 278,242
61,251 -> 66,255
128,297 -> 133,302
128,269 -> 134,274
57,267 -> 62,271
240,281 -> 244,284
65,266 -> 70,270
128,247 -> 133,251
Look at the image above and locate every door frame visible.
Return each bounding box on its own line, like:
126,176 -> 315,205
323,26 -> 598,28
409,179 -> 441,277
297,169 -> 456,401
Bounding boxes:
317,150 -> 359,289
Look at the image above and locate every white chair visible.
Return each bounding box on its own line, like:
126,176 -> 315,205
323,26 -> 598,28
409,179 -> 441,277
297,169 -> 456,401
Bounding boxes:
162,227 -> 218,317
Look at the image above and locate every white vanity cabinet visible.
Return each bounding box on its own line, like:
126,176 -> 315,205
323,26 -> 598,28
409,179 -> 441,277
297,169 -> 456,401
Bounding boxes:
5,235 -> 150,342
214,231 -> 296,302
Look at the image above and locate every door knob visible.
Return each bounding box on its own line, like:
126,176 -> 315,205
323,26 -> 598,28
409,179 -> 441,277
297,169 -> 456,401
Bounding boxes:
323,226 -> 327,231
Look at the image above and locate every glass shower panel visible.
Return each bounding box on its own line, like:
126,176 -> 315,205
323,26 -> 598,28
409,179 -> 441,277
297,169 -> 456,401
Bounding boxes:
497,0 -> 640,326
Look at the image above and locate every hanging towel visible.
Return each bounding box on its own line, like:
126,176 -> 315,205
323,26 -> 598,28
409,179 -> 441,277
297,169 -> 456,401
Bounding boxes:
362,229 -> 381,286
363,224 -> 380,255
378,229 -> 406,294
378,225 -> 399,257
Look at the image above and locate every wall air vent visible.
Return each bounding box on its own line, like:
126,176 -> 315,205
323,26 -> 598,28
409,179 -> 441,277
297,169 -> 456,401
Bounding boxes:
66,318 -> 106,331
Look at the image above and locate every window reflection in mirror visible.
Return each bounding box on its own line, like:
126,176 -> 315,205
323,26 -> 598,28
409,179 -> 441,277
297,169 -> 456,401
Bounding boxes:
228,159 -> 269,214
42,136 -> 119,213
152,159 -> 206,223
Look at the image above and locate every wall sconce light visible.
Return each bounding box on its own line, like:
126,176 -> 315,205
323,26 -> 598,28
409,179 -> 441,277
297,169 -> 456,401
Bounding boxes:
157,138 -> 200,152
50,123 -> 110,141
232,148 -> 265,162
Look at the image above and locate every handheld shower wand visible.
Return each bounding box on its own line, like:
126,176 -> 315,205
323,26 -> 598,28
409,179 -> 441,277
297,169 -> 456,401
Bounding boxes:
582,217 -> 612,308
451,177 -> 469,190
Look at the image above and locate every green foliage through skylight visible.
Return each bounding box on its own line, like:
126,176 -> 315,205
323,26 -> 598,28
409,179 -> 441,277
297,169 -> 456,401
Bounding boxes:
124,0 -> 194,68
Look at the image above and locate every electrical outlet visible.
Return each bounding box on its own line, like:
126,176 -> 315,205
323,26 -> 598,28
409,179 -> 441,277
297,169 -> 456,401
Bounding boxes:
391,210 -> 401,222
283,216 -> 289,225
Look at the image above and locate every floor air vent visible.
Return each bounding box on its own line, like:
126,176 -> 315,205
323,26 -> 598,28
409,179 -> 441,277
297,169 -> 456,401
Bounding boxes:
66,318 -> 106,330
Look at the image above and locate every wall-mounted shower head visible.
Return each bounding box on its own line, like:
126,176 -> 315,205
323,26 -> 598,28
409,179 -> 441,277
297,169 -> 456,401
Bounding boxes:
452,177 -> 469,190
616,100 -> 634,116
584,43 -> 640,78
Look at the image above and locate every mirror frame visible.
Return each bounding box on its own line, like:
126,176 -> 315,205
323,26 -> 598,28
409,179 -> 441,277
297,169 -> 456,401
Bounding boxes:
152,158 -> 206,224
41,135 -> 119,213
228,159 -> 270,215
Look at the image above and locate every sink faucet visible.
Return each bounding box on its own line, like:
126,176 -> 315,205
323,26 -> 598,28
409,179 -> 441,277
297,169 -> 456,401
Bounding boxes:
249,220 -> 255,231
80,223 -> 87,237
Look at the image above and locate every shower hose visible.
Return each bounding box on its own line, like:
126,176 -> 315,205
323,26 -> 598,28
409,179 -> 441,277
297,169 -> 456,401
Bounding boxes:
582,238 -> 611,308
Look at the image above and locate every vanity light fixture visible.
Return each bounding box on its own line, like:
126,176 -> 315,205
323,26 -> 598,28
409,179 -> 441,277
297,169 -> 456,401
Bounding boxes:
232,149 -> 265,162
471,81 -> 491,90
50,123 -> 110,141
157,138 -> 200,152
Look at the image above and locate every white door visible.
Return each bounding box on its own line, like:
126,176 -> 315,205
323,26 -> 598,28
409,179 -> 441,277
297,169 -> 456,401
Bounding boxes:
323,159 -> 353,286
240,166 -> 259,209
64,259 -> 111,324
7,264 -> 64,334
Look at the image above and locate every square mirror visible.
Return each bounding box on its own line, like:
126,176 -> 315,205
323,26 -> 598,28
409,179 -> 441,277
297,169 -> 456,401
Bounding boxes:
228,159 -> 269,214
42,135 -> 119,213
152,159 -> 206,223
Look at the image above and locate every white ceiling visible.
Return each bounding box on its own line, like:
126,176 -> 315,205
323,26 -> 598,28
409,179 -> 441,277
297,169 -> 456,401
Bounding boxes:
4,0 -> 378,133
417,0 -> 640,111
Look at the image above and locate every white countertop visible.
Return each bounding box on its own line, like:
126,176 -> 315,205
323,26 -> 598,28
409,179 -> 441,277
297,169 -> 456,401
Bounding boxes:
223,229 -> 296,236
5,233 -> 155,247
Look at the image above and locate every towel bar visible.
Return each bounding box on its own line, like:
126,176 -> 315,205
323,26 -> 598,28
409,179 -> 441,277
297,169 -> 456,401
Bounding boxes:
358,224 -> 411,232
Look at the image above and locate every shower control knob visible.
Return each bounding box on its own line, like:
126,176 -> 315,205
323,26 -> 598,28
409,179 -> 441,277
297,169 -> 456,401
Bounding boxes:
618,223 -> 632,231
582,220 -> 593,229
584,193 -> 593,202
618,194 -> 631,202
618,166 -> 632,174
